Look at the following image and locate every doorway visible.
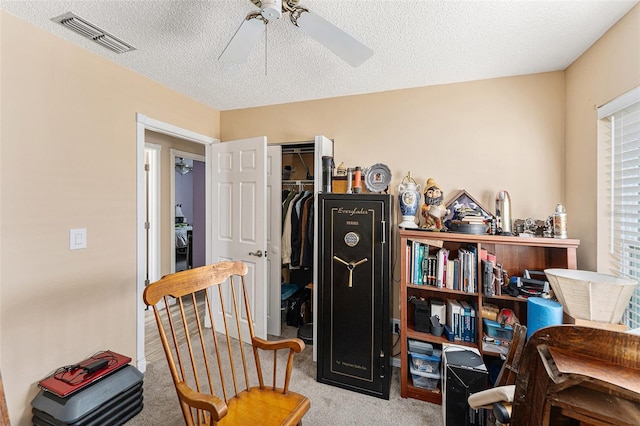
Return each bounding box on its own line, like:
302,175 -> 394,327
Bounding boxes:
136,113 -> 217,372
171,150 -> 206,273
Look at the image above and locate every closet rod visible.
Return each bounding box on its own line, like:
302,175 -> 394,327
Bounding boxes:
283,180 -> 314,191
281,146 -> 315,155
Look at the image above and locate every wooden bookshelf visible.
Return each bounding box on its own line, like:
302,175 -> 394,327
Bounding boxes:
399,228 -> 579,403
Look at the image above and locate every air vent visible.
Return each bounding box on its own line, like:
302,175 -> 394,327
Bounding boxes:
51,12 -> 135,54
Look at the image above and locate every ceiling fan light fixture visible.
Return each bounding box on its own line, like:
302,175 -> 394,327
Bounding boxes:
261,0 -> 282,20
175,158 -> 193,175
221,0 -> 373,67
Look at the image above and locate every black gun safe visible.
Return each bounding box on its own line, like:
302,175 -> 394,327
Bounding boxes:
317,193 -> 392,399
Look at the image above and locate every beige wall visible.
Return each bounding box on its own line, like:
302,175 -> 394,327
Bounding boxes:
222,72 -> 567,318
223,73 -> 566,221
565,4 -> 640,272
0,12 -> 220,424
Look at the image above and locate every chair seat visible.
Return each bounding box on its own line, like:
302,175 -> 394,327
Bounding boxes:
220,387 -> 310,426
468,384 -> 515,409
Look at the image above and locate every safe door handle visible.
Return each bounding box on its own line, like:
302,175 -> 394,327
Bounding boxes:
248,250 -> 264,258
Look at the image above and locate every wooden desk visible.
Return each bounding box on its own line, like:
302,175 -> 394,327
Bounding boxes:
543,346 -> 640,425
511,326 -> 640,426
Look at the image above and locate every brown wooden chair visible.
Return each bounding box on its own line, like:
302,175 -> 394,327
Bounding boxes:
143,261 -> 310,426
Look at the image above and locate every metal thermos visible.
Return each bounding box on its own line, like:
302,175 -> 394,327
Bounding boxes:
346,168 -> 353,194
322,156 -> 334,193
553,203 -> 567,238
495,190 -> 513,235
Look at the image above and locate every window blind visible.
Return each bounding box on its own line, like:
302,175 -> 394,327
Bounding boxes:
599,86 -> 640,329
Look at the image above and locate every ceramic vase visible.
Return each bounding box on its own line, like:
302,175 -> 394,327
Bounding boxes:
398,172 -> 420,228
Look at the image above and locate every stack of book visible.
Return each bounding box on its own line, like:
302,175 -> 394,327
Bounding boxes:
460,215 -> 485,225
445,299 -> 477,343
406,239 -> 478,293
406,238 -> 443,286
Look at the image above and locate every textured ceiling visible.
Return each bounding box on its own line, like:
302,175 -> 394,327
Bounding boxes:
2,0 -> 638,111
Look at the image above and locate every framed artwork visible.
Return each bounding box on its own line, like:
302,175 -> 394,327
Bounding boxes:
443,190 -> 494,223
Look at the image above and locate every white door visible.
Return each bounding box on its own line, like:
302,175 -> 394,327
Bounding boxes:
210,137 -> 268,342
312,135 -> 334,361
267,145 -> 282,335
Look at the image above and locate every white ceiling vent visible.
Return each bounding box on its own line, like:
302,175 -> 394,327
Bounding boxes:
51,12 -> 135,54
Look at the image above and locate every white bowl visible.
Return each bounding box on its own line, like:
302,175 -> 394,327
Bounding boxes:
544,269 -> 637,324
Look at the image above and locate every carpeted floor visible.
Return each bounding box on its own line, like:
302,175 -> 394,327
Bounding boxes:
128,318 -> 443,425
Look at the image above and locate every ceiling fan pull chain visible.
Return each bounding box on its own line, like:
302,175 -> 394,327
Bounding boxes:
265,24 -> 268,77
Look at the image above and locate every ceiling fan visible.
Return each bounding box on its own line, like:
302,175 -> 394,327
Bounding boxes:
219,0 -> 374,67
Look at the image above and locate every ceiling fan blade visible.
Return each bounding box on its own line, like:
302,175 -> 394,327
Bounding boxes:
219,12 -> 266,64
292,9 -> 373,67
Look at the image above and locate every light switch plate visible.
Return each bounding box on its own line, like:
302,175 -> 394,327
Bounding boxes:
70,228 -> 87,250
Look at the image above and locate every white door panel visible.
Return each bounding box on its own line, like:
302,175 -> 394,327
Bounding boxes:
211,137 -> 267,342
312,135 -> 333,362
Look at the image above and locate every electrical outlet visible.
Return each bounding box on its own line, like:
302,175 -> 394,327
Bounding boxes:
391,318 -> 400,335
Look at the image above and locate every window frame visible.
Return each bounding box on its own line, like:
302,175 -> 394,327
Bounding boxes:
597,86 -> 640,329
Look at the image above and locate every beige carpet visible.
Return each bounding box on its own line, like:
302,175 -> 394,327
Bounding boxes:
128,317 -> 444,425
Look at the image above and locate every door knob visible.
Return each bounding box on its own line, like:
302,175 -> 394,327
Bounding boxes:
249,250 -> 263,257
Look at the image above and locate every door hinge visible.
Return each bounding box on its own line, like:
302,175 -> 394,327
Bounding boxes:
144,279 -> 150,286
144,221 -> 150,230
144,163 -> 150,171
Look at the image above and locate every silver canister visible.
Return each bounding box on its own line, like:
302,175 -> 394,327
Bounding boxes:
553,203 -> 567,238
495,190 -> 513,235
346,168 -> 353,194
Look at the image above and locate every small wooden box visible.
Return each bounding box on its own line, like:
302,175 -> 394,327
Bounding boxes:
331,176 -> 368,194
563,313 -> 628,332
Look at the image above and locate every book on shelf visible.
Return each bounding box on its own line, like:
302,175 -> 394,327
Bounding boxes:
480,247 -> 488,261
451,258 -> 460,291
446,299 -> 462,341
405,243 -> 411,284
413,240 -> 424,284
435,248 -> 448,288
466,245 -> 478,293
446,257 -> 456,290
482,259 -> 495,297
493,264 -> 503,296
406,237 -> 444,285
458,249 -> 476,293
425,255 -> 437,286
459,300 -> 477,343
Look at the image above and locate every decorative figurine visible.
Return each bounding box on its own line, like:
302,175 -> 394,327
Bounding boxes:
421,178 -> 449,231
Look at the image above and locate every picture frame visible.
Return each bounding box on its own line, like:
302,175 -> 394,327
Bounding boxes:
443,189 -> 494,223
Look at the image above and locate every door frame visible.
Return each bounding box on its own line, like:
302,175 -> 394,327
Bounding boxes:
136,113 -> 217,372
144,143 -> 161,291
